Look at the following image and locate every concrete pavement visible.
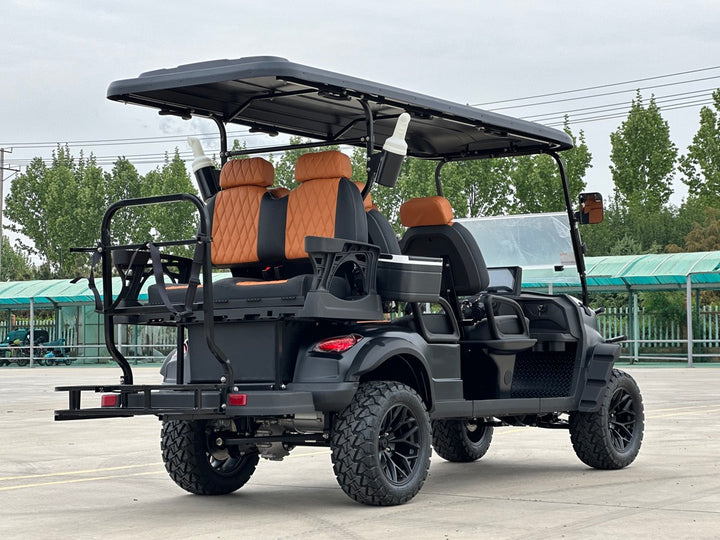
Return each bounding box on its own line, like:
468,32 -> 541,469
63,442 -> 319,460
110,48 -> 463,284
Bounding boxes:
1,365 -> 719,539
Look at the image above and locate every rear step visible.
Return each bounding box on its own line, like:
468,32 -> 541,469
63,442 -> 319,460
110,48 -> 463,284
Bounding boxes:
55,384 -> 315,420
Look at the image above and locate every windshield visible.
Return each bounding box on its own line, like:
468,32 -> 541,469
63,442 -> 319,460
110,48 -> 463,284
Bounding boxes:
457,213 -> 581,287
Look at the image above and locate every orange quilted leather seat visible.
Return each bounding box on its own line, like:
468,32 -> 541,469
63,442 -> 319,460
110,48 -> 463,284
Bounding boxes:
285,150 -> 366,260
211,157 -> 274,265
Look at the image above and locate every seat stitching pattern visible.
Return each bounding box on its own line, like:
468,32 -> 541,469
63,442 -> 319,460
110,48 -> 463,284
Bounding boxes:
212,186 -> 266,264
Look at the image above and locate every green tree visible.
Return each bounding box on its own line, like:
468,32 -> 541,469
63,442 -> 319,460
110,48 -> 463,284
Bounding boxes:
512,119 -> 591,214
4,146 -> 99,277
0,236 -> 36,281
141,150 -> 199,256
679,89 -> 720,207
5,157 -> 49,266
105,157 -> 149,245
610,92 -> 677,212
684,207 -> 720,252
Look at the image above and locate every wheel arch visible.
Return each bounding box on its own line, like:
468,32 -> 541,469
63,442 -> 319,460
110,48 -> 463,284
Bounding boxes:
348,339 -> 433,410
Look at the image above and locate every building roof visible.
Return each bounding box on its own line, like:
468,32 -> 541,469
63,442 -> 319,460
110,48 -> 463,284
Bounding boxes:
523,251 -> 720,292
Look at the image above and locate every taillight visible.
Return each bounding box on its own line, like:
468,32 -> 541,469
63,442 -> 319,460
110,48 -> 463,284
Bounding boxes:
101,394 -> 118,407
228,394 -> 247,406
313,334 -> 363,353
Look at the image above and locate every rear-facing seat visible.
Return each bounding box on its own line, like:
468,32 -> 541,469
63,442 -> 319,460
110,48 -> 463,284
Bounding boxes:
148,150 -> 379,318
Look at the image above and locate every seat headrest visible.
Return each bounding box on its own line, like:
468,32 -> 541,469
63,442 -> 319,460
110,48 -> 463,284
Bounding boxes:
295,150 -> 352,183
220,157 -> 274,189
400,196 -> 454,227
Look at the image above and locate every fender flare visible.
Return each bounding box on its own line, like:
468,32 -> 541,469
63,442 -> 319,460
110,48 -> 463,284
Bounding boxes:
577,341 -> 620,412
345,335 -> 434,406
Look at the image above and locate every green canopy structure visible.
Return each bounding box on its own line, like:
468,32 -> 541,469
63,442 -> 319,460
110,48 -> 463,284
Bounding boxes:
523,252 -> 720,293
521,252 -> 720,366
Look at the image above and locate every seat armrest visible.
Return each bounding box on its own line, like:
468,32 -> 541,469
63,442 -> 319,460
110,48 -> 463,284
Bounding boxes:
305,236 -> 380,296
482,294 -> 530,340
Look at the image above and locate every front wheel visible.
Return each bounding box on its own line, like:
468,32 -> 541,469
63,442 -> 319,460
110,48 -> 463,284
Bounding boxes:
432,418 -> 493,462
569,369 -> 644,469
161,419 -> 259,495
330,381 -> 432,506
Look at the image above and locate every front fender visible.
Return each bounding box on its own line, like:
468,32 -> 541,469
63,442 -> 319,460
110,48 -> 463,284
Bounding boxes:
577,341 -> 620,412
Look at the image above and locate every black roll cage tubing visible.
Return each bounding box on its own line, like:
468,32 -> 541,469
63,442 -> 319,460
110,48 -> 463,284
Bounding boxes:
432,152 -> 589,305
100,193 -> 233,387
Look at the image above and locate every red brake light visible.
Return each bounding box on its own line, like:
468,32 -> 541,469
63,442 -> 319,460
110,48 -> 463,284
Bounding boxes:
313,334 -> 363,353
228,394 -> 247,406
101,394 -> 118,407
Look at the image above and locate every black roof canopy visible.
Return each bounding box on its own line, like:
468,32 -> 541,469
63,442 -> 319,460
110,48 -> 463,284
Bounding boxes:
107,56 -> 573,160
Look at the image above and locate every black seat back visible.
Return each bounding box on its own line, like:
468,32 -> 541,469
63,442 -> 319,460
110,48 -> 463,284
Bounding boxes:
399,196 -> 488,295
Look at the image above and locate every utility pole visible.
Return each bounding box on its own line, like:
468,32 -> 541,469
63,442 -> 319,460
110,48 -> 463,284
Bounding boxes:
0,148 -> 20,281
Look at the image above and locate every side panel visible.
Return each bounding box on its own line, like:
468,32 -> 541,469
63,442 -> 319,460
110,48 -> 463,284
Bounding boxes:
293,327 -> 470,416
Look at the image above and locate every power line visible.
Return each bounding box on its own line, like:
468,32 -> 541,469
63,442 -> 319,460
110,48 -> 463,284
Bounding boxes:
0,130 -> 255,149
485,74 -> 720,112
523,88 -> 716,123
545,99 -> 714,127
471,65 -> 720,107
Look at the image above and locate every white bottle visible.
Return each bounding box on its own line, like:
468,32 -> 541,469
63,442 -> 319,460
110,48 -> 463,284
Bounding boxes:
187,137 -> 218,200
376,113 -> 411,187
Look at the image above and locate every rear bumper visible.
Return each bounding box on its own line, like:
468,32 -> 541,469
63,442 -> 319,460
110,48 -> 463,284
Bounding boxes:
55,383 -> 316,421
54,381 -> 358,421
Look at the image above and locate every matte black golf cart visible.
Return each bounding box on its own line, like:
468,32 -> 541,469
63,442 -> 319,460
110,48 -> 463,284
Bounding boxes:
56,57 -> 644,506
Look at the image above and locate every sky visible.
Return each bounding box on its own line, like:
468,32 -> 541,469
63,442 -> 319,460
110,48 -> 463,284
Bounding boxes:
3,0 -> 720,209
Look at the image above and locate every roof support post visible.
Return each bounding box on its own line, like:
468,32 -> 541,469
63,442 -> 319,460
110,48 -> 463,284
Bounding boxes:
29,297 -> 35,368
212,116 -> 228,166
549,152 -> 588,305
627,290 -> 639,364
686,275 -> 694,367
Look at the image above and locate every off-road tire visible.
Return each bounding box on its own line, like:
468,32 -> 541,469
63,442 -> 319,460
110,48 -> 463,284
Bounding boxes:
161,419 -> 259,495
569,369 -> 644,469
331,381 -> 432,506
432,419 -> 493,462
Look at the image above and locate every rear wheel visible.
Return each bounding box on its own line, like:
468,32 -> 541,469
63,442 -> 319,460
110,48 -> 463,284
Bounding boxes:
569,369 -> 644,469
16,358 -> 28,367
432,418 -> 493,462
330,381 -> 431,506
161,419 -> 259,495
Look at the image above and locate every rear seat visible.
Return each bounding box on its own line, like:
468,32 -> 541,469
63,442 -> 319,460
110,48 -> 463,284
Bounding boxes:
148,150 -> 370,308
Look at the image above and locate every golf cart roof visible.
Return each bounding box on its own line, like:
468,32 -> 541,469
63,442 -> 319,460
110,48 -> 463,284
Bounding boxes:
107,56 -> 573,160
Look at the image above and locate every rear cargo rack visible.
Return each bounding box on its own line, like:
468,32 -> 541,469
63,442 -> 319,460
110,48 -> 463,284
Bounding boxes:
54,383 -> 229,421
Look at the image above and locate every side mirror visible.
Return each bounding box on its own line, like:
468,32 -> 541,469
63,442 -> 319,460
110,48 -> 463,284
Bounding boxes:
576,192 -> 604,224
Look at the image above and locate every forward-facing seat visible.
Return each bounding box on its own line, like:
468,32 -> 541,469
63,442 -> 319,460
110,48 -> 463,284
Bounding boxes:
398,196 -> 535,353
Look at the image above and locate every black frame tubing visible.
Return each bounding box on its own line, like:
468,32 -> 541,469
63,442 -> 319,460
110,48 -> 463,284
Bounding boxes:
99,193 -> 234,387
225,137 -> 366,159
549,151 -> 589,305
358,99 -> 375,200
